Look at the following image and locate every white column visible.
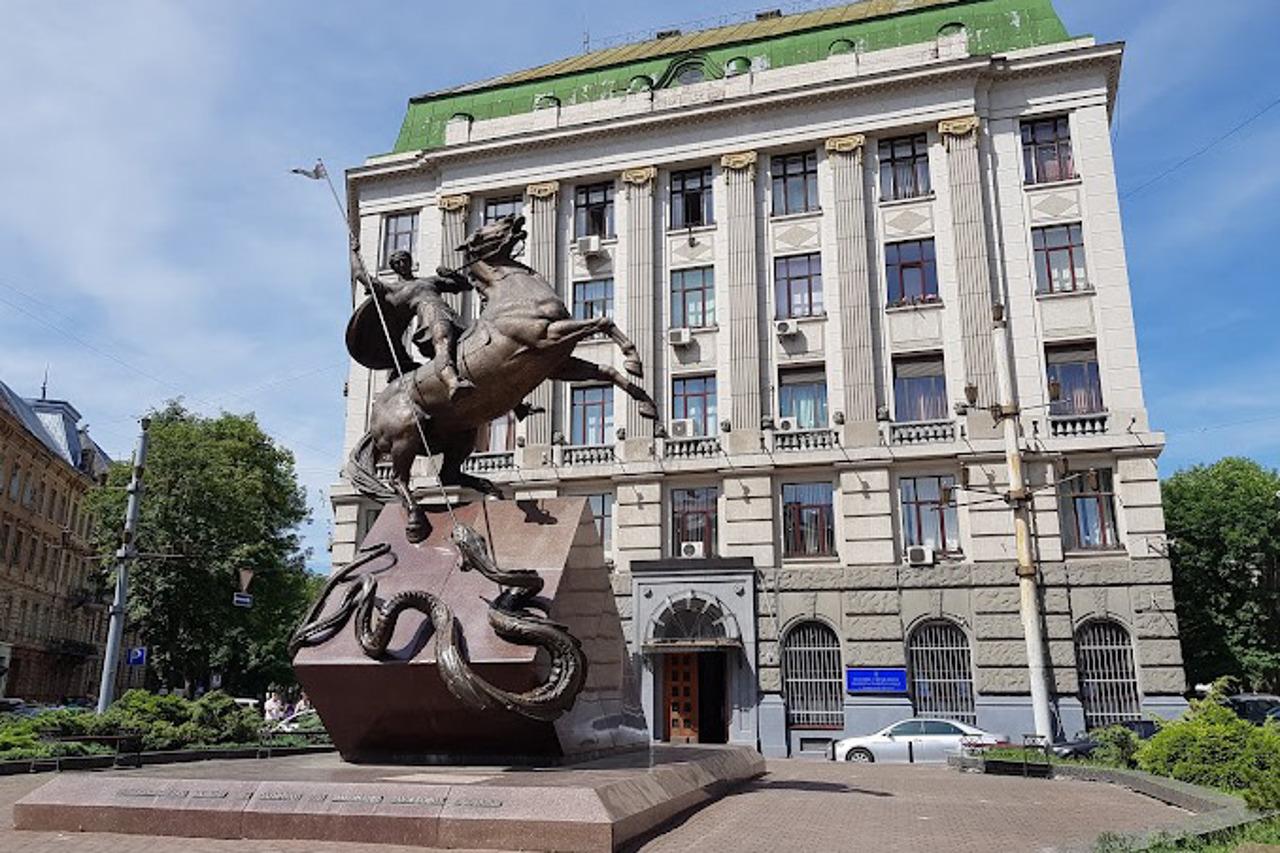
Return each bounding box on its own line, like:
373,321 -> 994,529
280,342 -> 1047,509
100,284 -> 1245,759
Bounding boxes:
622,167 -> 658,438
826,134 -> 880,437
437,194 -> 469,315
721,152 -> 762,440
940,116 -> 999,418
524,181 -> 560,447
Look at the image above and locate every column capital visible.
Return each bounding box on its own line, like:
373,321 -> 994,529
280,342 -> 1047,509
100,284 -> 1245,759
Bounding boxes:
938,115 -> 980,139
526,180 -> 560,199
437,193 -> 470,212
621,166 -> 657,186
824,134 -> 866,154
720,151 -> 758,171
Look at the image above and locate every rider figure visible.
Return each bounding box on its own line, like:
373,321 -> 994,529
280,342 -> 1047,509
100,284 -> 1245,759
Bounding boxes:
353,243 -> 475,399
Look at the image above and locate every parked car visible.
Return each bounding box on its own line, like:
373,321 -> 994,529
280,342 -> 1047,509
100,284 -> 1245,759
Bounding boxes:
1224,694 -> 1280,725
829,718 -> 1008,763
1051,718 -> 1160,760
1266,706 -> 1280,725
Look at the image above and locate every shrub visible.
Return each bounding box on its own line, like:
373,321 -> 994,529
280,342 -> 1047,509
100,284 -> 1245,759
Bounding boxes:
1137,689 -> 1280,809
1089,725 -> 1143,769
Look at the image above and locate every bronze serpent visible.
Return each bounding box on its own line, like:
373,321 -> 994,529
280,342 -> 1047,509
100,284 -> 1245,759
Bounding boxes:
289,523 -> 586,722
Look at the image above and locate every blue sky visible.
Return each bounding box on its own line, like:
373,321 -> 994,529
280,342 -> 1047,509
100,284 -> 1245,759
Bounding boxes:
1,1 -> 1276,572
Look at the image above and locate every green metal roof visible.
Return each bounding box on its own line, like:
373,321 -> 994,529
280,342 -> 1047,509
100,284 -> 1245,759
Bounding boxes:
391,0 -> 1072,154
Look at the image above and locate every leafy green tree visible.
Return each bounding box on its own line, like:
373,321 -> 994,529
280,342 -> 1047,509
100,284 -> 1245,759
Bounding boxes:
1163,458 -> 1280,690
85,403 -> 311,697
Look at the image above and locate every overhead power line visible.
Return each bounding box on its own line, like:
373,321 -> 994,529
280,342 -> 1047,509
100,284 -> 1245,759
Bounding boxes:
1122,94 -> 1280,199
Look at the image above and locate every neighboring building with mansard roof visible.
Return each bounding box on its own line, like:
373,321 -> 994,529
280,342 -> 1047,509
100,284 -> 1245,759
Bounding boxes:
0,380 -> 114,703
334,0 -> 1186,757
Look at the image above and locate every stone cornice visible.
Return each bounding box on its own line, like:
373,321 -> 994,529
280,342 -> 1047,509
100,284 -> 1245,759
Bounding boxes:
720,151 -> 758,171
824,134 -> 865,154
526,181 -> 560,199
620,166 -> 657,186
938,115 -> 980,138
437,193 -> 470,212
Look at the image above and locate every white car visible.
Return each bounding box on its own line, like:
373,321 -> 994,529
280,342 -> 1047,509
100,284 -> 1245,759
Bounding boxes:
830,718 -> 1008,763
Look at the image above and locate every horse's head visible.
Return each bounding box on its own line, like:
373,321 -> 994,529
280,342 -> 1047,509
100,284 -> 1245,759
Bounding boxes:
459,214 -> 526,264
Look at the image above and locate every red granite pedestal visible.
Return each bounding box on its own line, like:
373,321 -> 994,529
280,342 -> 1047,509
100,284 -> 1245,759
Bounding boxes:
294,498 -> 648,763
13,746 -> 765,851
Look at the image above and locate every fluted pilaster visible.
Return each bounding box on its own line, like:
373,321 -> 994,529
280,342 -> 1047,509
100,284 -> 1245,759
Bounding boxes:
523,181 -> 560,445
826,135 -> 879,426
438,194 -> 469,315
722,151 -> 762,430
940,116 -> 999,409
622,167 -> 658,435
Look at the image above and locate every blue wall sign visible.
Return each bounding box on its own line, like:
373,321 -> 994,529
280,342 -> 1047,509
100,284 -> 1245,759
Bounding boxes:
846,667 -> 908,693
127,647 -> 147,666
232,592 -> 254,608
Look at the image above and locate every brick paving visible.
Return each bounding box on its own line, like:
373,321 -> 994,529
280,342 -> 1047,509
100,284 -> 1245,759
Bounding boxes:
2,756 -> 1192,853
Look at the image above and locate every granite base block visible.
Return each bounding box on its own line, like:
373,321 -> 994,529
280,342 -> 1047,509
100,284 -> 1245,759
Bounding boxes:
14,745 -> 764,852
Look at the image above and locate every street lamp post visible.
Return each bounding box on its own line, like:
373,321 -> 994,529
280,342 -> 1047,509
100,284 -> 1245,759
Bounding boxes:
96,417 -> 150,714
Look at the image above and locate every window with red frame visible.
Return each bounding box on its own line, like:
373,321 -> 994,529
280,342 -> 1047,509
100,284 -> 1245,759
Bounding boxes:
1021,115 -> 1075,184
900,474 -> 961,555
1059,468 -> 1119,551
879,134 -> 932,201
474,411 -> 516,453
672,375 -> 717,436
775,253 -> 824,318
1046,344 -> 1104,416
1032,224 -> 1089,294
886,239 -> 938,305
570,386 -> 613,446
672,487 -> 718,556
782,482 -> 834,557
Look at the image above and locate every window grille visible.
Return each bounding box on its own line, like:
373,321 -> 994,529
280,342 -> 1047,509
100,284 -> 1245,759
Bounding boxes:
907,621 -> 976,725
782,622 -> 844,728
1075,620 -> 1141,729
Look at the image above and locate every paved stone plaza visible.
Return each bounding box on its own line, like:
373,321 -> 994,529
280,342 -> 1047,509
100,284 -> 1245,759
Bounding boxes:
3,755 -> 1192,852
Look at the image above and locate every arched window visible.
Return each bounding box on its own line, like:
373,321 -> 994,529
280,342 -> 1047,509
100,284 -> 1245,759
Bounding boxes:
782,621 -> 844,728
1075,619 -> 1141,729
654,597 -> 730,642
907,620 -> 976,725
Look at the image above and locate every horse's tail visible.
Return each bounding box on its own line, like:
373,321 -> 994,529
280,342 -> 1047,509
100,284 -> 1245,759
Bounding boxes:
346,431 -> 395,502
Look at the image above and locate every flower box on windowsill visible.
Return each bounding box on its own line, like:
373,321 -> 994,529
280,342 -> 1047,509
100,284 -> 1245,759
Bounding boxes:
885,296 -> 944,312
1035,287 -> 1094,301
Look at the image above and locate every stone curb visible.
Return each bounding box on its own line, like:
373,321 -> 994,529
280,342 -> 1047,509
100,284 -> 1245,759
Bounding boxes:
0,744 -> 335,776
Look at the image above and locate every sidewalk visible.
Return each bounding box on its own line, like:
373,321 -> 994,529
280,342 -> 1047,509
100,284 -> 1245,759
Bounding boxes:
3,756 -> 1193,852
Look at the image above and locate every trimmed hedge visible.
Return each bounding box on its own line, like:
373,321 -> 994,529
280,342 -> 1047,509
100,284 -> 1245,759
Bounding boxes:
0,690 -> 263,758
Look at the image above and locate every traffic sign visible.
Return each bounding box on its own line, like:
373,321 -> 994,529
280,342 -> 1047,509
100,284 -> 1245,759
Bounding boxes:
232,592 -> 254,608
127,647 -> 148,666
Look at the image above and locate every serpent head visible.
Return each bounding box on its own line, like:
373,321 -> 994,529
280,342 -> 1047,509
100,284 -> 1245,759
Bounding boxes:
450,523 -> 489,571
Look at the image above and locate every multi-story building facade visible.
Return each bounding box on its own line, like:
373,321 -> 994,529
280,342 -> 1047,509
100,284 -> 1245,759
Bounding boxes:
0,381 -> 112,703
334,0 -> 1187,757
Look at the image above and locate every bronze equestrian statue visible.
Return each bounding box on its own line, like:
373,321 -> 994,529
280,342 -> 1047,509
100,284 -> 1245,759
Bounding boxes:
345,214 -> 659,540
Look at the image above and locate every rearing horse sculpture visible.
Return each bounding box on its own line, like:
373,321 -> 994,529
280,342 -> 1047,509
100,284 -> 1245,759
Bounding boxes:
347,214 -> 659,539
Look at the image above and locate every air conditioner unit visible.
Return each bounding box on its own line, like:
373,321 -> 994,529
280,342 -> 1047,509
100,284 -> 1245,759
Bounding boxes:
576,235 -> 602,256
776,416 -> 798,432
906,545 -> 936,567
667,327 -> 693,347
775,318 -> 799,337
668,418 -> 696,439
679,541 -> 706,559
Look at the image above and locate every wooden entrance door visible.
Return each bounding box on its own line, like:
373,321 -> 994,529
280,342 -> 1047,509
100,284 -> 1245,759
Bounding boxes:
663,653 -> 698,743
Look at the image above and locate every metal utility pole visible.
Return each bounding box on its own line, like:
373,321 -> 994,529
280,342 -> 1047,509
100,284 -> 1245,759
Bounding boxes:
991,310 -> 1054,740
96,417 -> 150,714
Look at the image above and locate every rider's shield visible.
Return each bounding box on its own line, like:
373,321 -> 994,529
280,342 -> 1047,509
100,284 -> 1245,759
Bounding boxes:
346,296 -> 414,372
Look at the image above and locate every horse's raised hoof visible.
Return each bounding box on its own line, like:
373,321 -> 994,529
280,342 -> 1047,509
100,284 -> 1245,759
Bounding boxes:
624,359 -> 644,379
405,506 -> 430,543
639,400 -> 658,420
